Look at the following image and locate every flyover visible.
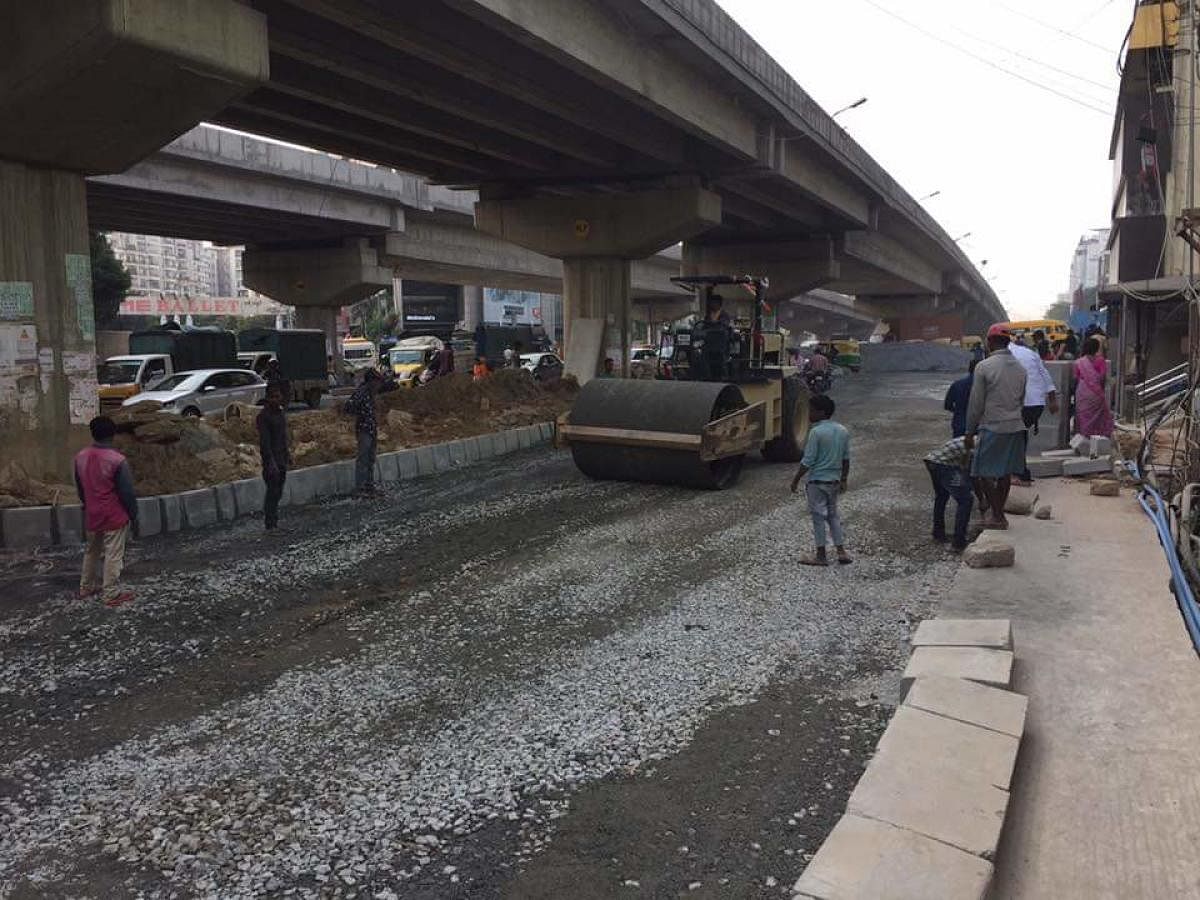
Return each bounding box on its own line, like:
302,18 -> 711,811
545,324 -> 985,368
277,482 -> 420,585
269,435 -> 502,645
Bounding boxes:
3,0 -> 1001,475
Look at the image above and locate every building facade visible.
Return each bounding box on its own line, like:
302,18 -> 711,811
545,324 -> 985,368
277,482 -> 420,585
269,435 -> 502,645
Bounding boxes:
1101,0 -> 1196,416
108,232 -> 220,298
1069,229 -> 1110,313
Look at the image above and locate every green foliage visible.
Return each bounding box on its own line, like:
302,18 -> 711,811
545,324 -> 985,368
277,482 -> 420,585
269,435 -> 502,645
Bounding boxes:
90,232 -> 132,328
1043,299 -> 1072,322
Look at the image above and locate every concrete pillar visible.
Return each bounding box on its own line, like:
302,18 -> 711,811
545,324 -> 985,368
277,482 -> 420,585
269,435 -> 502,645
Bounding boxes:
462,285 -> 484,331
0,163 -> 92,480
474,184 -> 721,379
562,258 -> 632,376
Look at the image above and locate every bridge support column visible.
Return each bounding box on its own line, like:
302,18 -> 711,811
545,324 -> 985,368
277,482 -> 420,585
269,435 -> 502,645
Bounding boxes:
0,1 -> 266,478
475,185 -> 721,381
462,285 -> 484,332
243,240 -> 394,380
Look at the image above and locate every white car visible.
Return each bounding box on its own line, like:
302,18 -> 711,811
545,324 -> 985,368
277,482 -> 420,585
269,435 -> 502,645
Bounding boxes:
122,368 -> 266,417
520,352 -> 564,381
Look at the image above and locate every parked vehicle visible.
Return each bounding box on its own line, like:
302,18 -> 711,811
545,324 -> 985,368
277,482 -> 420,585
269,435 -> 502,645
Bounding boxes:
121,368 -> 266,417
520,352 -> 564,382
237,328 -> 329,408
477,324 -> 550,368
98,327 -> 237,409
385,335 -> 443,386
342,336 -> 378,374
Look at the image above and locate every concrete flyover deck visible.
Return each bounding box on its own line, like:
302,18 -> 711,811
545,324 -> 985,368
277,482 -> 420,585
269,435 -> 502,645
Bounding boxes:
940,479 -> 1200,898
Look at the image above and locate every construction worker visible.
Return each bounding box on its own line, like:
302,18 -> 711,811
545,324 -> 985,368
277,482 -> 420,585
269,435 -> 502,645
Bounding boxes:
75,416 -> 138,607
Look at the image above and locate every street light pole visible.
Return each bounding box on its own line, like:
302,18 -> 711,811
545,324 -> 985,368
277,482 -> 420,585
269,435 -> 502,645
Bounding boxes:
918,190 -> 941,202
832,97 -> 868,118
952,232 -> 972,242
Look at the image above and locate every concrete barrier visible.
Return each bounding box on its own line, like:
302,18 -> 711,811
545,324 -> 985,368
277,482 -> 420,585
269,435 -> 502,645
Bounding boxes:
55,504 -> 84,545
1,506 -> 53,549
0,421 -> 556,548
179,489 -> 219,529
214,484 -> 237,521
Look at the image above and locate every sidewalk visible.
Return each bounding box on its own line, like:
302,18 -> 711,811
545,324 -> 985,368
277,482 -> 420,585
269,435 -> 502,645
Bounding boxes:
941,479 -> 1200,898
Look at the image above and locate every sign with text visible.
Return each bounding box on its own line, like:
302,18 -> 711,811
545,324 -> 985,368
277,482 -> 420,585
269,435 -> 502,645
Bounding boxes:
119,295 -> 290,318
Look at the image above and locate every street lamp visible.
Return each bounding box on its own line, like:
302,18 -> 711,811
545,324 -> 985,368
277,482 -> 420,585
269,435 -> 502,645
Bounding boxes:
952,232 -> 972,242
832,97 -> 868,118
918,190 -> 941,202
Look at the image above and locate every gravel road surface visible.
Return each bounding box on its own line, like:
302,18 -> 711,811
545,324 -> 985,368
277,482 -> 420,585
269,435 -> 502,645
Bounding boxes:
1,372 -> 960,899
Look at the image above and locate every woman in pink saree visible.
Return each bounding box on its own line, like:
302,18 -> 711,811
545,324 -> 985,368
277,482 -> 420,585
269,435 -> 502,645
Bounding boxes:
1074,337 -> 1114,437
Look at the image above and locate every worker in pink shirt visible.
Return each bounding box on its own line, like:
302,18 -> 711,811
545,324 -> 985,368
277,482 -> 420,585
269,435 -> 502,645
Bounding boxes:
74,416 -> 138,607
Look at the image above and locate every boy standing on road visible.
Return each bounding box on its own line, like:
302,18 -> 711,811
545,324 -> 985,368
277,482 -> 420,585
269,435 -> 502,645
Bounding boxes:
257,383 -> 290,530
343,369 -> 382,494
74,416 -> 137,607
790,395 -> 852,567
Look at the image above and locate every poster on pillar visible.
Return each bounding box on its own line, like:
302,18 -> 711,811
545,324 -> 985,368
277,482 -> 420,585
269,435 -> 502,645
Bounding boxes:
0,282 -> 33,321
0,324 -> 38,374
68,374 -> 99,425
65,253 -> 95,341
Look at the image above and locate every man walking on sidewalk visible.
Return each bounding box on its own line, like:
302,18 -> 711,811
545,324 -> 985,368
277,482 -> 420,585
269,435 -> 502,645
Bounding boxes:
790,394 -> 852,566
257,383 -> 290,530
1008,337 -> 1059,484
966,324 -> 1028,529
74,416 -> 137,607
343,369 -> 382,494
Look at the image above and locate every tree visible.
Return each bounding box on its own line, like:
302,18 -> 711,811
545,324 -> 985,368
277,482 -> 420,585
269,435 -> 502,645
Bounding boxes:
1044,299 -> 1071,322
90,231 -> 132,328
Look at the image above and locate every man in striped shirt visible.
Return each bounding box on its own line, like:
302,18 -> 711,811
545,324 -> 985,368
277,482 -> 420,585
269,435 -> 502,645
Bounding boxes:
924,435 -> 978,551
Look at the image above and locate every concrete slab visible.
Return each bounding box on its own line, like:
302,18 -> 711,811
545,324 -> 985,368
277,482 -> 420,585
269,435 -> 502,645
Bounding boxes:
1026,457 -> 1064,478
912,618 -> 1013,650
214,484 -> 237,521
484,432 -> 505,457
160,494 -> 183,532
517,426 -> 534,450
902,646 -> 1014,690
332,461 -> 356,495
540,421 -> 554,443
1,506 -> 52,549
377,454 -> 399,483
394,450 -> 418,480
504,429 -> 522,454
463,437 -> 481,463
1070,433 -> 1089,454
1004,486 -> 1038,515
1090,435 -> 1113,458
433,442 -> 453,472
415,445 -> 436,476
448,439 -> 469,467
1091,480 -> 1120,497
232,478 -> 265,516
179,488 -> 218,529
847,707 -> 1014,857
55,504 -> 84,545
904,675 -> 1028,739
310,463 -> 338,498
136,496 -> 162,537
287,467 -> 318,505
1062,456 -> 1112,476
793,813 -> 993,900
1041,448 -> 1077,458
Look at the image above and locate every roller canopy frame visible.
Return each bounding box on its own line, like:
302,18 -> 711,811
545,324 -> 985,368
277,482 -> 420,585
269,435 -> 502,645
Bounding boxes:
559,401 -> 765,461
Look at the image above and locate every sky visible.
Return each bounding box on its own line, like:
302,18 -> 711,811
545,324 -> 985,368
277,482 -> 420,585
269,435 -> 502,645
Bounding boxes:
716,0 -> 1133,320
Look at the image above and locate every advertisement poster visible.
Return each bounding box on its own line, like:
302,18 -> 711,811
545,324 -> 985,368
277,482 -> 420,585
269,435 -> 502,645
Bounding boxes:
483,288 -> 545,326
68,375 -> 99,425
0,324 -> 38,374
0,282 -> 33,321
65,253 -> 95,340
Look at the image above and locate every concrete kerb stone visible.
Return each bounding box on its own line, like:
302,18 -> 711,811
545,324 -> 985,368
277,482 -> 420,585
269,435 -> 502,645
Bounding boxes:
1027,456 -> 1064,478
214,484 -> 237,521
1,505 -> 53,549
846,706 -> 1016,856
904,675 -> 1028,739
394,450 -> 418,480
160,494 -> 183,532
232,478 -> 265,516
1063,456 -> 1112,476
332,460 -> 356,495
540,421 -> 554,443
447,440 -> 468,468
137,497 -> 163,537
902,646 -> 1014,691
415,445 -> 436,475
377,454 -> 400,484
793,813 -> 993,900
463,437 -> 481,463
311,463 -> 338,497
55,504 -> 84,545
505,429 -> 522,454
179,488 -> 219,529
517,427 -> 534,450
287,467 -> 319,505
912,618 -> 1013,650
432,442 -> 453,472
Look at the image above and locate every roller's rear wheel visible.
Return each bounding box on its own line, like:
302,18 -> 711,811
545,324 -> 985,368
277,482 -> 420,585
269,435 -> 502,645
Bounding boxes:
568,379 -> 748,489
762,374 -> 810,462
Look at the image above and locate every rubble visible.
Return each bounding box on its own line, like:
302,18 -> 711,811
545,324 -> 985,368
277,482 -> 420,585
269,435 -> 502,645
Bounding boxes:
1090,480 -> 1120,497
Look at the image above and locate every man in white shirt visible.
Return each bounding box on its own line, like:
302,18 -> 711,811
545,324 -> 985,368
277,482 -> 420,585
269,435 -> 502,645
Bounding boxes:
1008,339 -> 1059,483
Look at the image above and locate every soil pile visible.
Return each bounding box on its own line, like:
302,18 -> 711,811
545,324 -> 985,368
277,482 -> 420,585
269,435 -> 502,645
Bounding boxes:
0,462 -> 75,509
106,372 -> 575,494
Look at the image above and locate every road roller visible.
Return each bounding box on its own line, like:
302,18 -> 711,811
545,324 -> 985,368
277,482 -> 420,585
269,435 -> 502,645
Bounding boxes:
558,275 -> 810,489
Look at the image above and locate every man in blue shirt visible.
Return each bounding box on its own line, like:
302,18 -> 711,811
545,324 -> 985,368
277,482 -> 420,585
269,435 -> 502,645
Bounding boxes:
790,394 -> 852,566
943,360 -> 976,437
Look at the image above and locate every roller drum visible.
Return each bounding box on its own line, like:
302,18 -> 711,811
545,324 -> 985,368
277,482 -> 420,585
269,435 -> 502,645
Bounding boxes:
568,379 -> 747,489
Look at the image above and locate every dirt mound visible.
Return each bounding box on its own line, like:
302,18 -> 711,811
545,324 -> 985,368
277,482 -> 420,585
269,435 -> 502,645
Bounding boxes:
0,462 -> 75,509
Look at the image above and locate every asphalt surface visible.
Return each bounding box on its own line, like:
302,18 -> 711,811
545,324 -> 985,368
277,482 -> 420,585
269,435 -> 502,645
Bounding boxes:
1,372 -> 961,899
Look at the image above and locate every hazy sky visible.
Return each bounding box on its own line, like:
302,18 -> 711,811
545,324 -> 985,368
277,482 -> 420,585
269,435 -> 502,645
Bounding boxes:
717,0 -> 1131,320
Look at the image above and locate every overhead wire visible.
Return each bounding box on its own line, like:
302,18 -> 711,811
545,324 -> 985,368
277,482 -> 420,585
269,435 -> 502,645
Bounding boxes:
993,0 -> 1116,53
946,21 -> 1116,96
860,0 -> 1114,117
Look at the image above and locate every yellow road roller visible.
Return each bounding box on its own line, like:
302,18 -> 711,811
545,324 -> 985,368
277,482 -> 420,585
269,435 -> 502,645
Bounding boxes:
558,275 -> 810,489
